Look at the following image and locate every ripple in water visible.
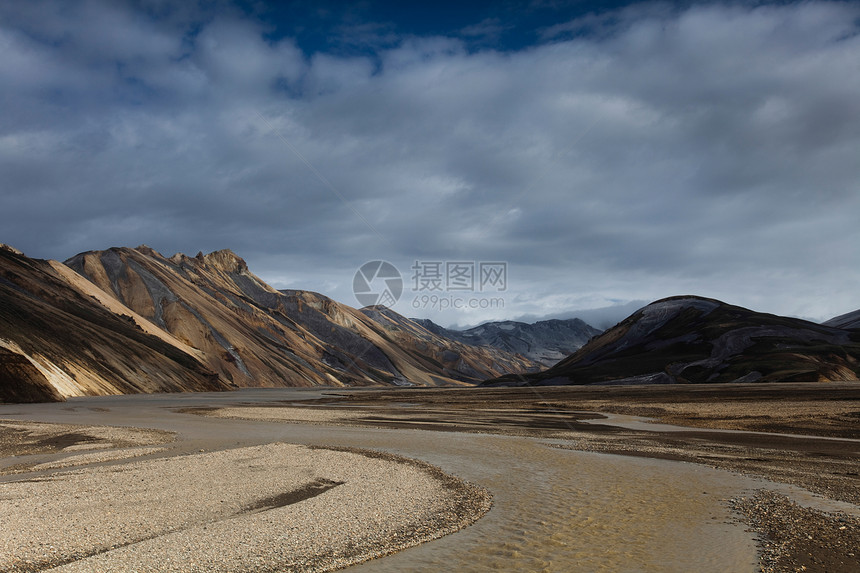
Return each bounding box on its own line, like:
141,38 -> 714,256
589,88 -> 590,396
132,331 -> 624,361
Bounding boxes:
343,434 -> 759,572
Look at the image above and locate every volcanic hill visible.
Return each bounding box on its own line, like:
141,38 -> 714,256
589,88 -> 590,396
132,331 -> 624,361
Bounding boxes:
486,296 -> 860,386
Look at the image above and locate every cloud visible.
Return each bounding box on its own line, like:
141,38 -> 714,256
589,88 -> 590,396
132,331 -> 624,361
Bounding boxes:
194,18 -> 306,96
1,0 -> 859,326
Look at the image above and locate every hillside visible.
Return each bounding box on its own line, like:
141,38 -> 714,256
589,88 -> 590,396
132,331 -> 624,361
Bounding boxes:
824,309 -> 860,330
486,296 -> 860,386
360,306 -> 540,376
0,244 -> 227,402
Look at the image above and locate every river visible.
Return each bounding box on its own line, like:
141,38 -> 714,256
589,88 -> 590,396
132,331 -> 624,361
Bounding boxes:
0,389 -> 761,572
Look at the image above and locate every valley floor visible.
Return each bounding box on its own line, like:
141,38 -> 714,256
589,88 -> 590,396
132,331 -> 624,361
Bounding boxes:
1,382 -> 858,572
294,383 -> 860,573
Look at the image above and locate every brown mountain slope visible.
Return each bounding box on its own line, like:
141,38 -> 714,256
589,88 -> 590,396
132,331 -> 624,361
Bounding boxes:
486,296 -> 860,386
0,245 -> 227,402
63,246 -> 538,389
65,246 -> 332,388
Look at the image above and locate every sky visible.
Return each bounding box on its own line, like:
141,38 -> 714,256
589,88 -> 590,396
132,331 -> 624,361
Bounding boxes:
2,0 -> 859,329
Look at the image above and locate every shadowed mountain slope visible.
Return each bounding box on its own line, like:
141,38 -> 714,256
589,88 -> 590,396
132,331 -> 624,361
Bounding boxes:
824,309 -> 860,330
0,245 -> 227,402
486,296 -> 860,386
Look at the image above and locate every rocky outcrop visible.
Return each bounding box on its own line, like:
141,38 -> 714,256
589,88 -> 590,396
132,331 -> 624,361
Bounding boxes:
0,244 -> 24,256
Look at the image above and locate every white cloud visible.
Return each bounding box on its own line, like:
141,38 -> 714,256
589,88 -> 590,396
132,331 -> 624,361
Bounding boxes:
194,18 -> 306,96
1,1 -> 859,325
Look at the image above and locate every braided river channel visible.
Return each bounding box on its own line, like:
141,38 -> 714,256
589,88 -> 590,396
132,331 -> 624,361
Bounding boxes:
0,389 -> 769,572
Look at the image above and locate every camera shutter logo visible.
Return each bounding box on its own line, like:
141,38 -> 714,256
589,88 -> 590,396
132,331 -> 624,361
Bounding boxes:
353,261 -> 403,308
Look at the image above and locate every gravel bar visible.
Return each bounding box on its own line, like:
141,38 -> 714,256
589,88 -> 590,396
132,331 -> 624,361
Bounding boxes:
731,489 -> 860,573
1,443 -> 491,572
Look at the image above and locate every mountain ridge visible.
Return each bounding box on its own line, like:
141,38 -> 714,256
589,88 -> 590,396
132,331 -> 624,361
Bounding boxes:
824,308 -> 860,330
64,246 -> 538,388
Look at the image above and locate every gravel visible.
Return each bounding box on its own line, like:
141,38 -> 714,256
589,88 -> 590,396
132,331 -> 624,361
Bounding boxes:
1,443 -> 491,572
193,406 -> 366,426
731,489 -> 860,573
0,419 -> 173,458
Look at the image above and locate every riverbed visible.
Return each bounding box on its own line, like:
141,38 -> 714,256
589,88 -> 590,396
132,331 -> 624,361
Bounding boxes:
2,386 -> 857,572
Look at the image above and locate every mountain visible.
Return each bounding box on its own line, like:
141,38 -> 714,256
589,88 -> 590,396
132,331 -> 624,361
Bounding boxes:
360,307 -> 540,376
0,244 -> 538,401
823,309 -> 860,330
414,318 -> 601,367
64,246 -> 371,389
486,295 -> 860,386
0,244 -> 228,402
63,246 -> 539,389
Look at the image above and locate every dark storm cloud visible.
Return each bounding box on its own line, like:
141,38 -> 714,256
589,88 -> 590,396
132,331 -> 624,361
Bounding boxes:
1,1 -> 858,326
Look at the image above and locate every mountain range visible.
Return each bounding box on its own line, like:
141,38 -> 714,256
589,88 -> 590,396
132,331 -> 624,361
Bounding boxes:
4,243 -> 859,403
413,317 -> 601,367
486,296 -> 860,386
1,244 -> 537,402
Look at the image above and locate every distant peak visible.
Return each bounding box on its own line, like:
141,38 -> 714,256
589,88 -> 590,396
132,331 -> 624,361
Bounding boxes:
638,296 -> 723,319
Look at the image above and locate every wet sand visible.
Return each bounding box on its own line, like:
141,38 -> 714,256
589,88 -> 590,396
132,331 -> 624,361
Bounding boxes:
1,383 -> 858,572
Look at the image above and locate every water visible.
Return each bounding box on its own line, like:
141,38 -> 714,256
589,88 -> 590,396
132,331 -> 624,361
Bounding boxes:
1,390 -> 760,572
339,434 -> 758,572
